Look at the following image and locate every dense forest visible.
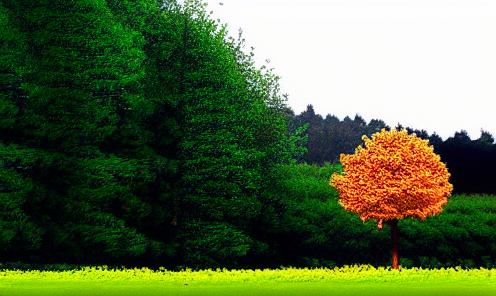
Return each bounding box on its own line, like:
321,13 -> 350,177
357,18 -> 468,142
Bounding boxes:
0,0 -> 494,271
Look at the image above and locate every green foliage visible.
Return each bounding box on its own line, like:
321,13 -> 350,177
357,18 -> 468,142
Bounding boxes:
176,221 -> 268,270
276,163 -> 342,201
11,0 -> 146,150
0,0 -> 293,269
158,0 -> 293,268
399,258 -> 414,269
0,0 -> 494,271
0,5 -> 24,133
265,167 -> 495,269
0,0 -> 177,266
286,122 -> 309,164
390,194 -> 495,268
0,143 -> 47,254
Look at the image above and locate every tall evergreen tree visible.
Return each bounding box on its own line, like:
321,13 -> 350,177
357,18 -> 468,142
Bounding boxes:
427,132 -> 443,152
0,0 -> 168,265
477,129 -> 494,145
155,0 -> 293,269
365,119 -> 389,138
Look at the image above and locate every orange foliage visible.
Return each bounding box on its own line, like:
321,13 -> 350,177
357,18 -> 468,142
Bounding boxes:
330,129 -> 453,228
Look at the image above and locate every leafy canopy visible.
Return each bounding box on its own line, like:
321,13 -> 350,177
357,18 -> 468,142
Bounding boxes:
330,129 -> 453,228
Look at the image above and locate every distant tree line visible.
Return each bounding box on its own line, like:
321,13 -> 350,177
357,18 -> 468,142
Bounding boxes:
288,104 -> 496,195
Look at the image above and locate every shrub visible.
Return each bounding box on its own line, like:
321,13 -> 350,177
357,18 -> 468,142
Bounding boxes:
399,258 -> 414,269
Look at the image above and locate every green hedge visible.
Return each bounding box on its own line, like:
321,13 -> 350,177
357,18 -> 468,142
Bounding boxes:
271,164 -> 495,269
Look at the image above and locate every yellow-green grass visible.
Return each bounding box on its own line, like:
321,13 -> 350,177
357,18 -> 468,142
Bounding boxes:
0,265 -> 494,296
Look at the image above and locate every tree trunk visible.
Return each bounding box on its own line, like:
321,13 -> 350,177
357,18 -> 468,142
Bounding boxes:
390,218 -> 399,269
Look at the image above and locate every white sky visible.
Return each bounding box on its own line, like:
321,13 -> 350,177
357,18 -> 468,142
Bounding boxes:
202,0 -> 496,141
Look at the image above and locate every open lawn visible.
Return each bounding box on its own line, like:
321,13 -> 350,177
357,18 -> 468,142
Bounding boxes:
0,265 -> 494,296
0,279 -> 495,296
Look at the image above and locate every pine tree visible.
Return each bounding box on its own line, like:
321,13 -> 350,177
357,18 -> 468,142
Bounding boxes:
162,0 -> 290,268
0,0 -> 165,264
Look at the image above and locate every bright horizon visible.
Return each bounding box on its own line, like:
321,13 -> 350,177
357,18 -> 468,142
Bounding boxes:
201,0 -> 496,141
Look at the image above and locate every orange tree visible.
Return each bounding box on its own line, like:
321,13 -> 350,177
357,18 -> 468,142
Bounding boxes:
330,129 -> 453,269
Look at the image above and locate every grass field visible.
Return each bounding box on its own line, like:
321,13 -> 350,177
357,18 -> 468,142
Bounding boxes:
1,279 -> 494,296
1,265 -> 495,296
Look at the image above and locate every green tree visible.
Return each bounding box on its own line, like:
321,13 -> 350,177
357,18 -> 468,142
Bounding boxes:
365,119 -> 389,138
477,129 -> 494,145
0,0 -> 168,264
158,0 -> 291,268
0,5 -> 29,138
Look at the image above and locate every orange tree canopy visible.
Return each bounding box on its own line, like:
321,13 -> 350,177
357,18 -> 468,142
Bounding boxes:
330,129 -> 453,228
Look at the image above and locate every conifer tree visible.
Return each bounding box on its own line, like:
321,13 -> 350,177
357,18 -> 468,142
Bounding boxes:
159,0 -> 291,268
0,0 -> 166,264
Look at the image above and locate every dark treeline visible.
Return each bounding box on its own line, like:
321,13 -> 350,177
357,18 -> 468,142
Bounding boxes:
287,104 -> 496,195
0,0 -> 494,271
